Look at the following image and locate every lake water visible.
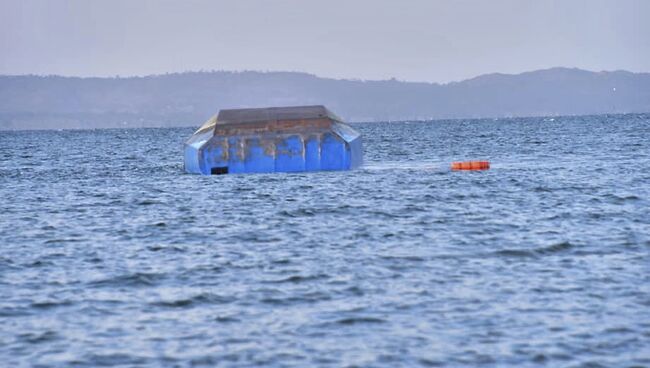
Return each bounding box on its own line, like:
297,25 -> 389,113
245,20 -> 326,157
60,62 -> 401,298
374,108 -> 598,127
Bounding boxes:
1,114 -> 649,367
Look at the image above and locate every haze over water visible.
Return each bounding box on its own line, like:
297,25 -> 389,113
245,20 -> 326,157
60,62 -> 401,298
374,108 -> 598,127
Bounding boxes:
1,115 -> 649,367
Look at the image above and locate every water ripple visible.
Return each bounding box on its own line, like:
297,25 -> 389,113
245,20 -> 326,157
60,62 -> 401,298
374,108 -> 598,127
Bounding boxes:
1,116 -> 649,367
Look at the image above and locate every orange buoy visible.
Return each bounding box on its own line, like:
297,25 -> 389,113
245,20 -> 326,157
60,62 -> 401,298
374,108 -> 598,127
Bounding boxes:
451,161 -> 490,171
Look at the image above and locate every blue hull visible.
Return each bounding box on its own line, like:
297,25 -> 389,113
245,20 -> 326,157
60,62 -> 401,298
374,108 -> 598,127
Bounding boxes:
183,106 -> 362,175
185,130 -> 362,175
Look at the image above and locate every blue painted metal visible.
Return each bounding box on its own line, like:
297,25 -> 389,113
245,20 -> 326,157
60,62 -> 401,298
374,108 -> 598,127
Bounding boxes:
183,105 -> 362,175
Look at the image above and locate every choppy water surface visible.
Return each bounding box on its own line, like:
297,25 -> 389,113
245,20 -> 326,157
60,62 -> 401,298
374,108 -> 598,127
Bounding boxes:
1,115 -> 649,367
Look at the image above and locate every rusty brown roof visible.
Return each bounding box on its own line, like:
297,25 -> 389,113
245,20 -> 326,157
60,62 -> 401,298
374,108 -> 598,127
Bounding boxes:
216,105 -> 342,125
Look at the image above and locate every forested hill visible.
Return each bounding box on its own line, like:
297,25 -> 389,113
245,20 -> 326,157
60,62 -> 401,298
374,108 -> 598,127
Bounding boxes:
1,67 -> 649,130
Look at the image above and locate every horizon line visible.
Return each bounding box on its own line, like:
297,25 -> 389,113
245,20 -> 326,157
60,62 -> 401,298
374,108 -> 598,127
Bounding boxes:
5,111 -> 649,133
0,66 -> 646,85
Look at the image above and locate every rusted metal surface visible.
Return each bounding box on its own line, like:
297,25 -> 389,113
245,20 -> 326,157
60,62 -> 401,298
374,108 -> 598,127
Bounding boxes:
212,118 -> 333,136
216,105 -> 343,125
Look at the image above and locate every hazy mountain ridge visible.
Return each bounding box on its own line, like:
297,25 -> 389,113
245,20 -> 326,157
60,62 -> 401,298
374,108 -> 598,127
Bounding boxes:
1,67 -> 649,130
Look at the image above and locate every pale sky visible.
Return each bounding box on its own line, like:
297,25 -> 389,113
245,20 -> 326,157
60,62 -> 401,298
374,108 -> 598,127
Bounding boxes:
1,0 -> 648,83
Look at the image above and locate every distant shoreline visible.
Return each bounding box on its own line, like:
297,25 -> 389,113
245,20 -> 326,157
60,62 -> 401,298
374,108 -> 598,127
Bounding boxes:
2,67 -> 649,130
1,66 -> 647,85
